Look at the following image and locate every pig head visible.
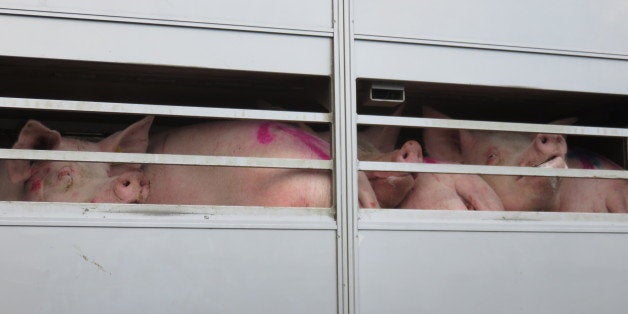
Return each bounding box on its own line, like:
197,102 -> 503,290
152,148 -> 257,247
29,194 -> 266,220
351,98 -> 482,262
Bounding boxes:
358,140 -> 422,208
3,118 -> 152,203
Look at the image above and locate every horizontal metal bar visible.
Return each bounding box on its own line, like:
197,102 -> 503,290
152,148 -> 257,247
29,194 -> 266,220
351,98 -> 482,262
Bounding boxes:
0,97 -> 331,123
0,8 -> 335,38
355,34 -> 628,61
358,115 -> 628,138
358,209 -> 628,233
0,202 -> 336,230
359,161 -> 628,179
0,149 -> 333,170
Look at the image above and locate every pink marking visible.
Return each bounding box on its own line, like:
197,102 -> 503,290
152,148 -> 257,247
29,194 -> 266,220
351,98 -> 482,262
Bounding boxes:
257,124 -> 275,144
30,179 -> 42,192
423,157 -> 440,164
257,122 -> 331,160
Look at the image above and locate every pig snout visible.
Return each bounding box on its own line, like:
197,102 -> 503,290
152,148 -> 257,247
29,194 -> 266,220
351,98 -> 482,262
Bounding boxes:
534,134 -> 567,157
395,140 -> 423,163
114,172 -> 149,203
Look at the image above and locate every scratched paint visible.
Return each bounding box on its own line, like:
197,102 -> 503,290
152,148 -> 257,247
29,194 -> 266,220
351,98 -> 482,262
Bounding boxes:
257,122 -> 330,160
74,246 -> 112,275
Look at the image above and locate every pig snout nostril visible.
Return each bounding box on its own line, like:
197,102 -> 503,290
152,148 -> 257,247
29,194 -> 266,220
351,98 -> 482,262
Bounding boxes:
541,137 -> 548,144
122,180 -> 131,187
403,153 -> 409,159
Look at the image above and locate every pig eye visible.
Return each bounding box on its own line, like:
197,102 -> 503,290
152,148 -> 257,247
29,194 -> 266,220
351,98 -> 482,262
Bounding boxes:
57,167 -> 74,190
486,152 -> 500,165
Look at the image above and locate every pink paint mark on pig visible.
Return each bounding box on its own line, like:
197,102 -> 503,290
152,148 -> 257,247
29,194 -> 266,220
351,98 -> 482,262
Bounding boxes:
257,125 -> 275,144
30,179 -> 42,192
257,122 -> 330,160
423,157 -> 440,164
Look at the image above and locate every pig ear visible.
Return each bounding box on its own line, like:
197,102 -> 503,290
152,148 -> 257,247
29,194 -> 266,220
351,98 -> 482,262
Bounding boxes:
98,116 -> 154,153
6,120 -> 62,183
422,106 -> 467,163
360,104 -> 405,152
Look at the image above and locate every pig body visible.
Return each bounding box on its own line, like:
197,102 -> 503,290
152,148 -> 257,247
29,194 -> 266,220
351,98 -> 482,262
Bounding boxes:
399,158 -> 505,211
557,150 -> 627,213
143,120 -> 331,207
423,107 -> 627,213
358,139 -> 422,208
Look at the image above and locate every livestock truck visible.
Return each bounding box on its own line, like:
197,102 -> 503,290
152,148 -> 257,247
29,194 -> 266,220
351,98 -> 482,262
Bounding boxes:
0,1 -> 627,313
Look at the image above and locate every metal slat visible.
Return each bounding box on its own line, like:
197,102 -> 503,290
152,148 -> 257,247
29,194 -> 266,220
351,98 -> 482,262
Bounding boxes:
358,209 -> 628,232
354,34 -> 628,61
0,202 -> 335,230
359,161 -> 628,180
0,8 -> 335,38
358,114 -> 628,137
0,149 -> 332,170
0,97 -> 331,123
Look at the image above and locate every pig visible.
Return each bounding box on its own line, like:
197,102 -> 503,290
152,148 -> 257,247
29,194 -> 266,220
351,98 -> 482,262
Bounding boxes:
556,149 -> 627,213
422,106 -> 627,213
3,119 -> 151,203
398,158 -> 505,211
358,139 -> 422,208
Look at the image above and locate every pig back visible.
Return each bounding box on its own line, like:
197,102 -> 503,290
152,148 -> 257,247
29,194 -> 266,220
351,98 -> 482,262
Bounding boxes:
143,121 -> 332,207
559,148 -> 627,213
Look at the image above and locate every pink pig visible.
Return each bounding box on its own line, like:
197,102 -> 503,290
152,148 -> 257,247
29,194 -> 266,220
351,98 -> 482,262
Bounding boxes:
399,158 -> 505,211
422,107 -> 627,213
4,118 -> 151,203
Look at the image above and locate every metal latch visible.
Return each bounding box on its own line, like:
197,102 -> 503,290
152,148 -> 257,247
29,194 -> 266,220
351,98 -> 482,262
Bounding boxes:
363,82 -> 405,107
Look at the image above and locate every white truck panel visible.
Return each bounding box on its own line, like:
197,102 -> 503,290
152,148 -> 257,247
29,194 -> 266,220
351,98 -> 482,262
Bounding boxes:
0,0 -> 333,31
355,0 -> 628,56
358,229 -> 628,314
355,40 -> 628,94
0,14 -> 332,75
0,226 -> 338,314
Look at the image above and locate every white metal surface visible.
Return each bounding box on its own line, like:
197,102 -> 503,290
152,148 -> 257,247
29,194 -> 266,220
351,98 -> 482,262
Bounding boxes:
0,226 -> 338,314
355,0 -> 628,56
0,97 -> 331,123
358,114 -> 628,138
0,14 -> 332,75
0,0 -> 333,32
359,162 -> 628,180
0,149 -> 333,170
358,229 -> 628,314
333,0 -> 357,312
0,202 -> 335,230
355,40 -> 628,95
359,209 -> 628,232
